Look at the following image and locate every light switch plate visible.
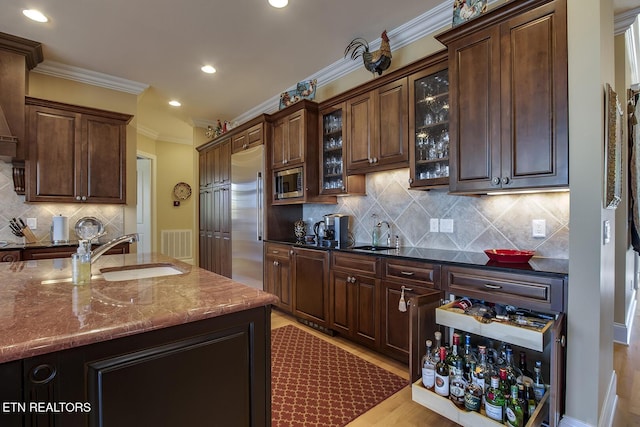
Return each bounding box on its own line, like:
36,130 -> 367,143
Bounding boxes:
26,218 -> 37,229
440,218 -> 454,233
532,219 -> 546,238
430,218 -> 439,232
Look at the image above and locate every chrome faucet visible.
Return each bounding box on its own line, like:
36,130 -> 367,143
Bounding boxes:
91,233 -> 139,264
372,221 -> 391,247
378,221 -> 391,246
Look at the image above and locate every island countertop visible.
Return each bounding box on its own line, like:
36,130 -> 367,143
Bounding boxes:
0,253 -> 278,364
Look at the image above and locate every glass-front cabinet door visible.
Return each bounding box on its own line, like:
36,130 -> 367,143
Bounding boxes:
409,61 -> 449,189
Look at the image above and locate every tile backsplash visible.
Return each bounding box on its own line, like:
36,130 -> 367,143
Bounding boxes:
0,161 -> 124,244
303,169 -> 569,259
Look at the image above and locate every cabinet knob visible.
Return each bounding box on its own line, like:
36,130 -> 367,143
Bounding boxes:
76,196 -> 81,201
368,158 -> 373,164
408,178 -> 413,184
273,260 -> 279,266
29,364 -> 57,385
502,176 -> 510,185
556,335 -> 566,347
243,143 -> 248,149
492,177 -> 501,186
373,157 -> 378,163
341,186 -> 346,191
283,159 -> 288,164
82,196 -> 87,201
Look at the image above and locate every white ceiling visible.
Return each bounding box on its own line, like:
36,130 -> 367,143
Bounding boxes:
0,0 -> 639,143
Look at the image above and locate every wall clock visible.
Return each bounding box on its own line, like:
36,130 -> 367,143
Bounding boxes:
173,182 -> 192,200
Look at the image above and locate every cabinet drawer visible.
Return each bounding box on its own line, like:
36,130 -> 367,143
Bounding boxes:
444,266 -> 564,312
264,243 -> 291,259
436,301 -> 553,352
384,259 -> 440,289
332,252 -> 379,276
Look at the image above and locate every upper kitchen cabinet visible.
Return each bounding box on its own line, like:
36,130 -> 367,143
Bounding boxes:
25,97 -> 132,204
231,121 -> 264,154
346,78 -> 409,174
437,0 -> 568,194
319,103 -> 365,196
270,101 -> 317,169
408,52 -> 450,189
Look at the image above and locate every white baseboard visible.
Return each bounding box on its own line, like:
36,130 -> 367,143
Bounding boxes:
614,293 -> 637,344
558,371 -> 617,427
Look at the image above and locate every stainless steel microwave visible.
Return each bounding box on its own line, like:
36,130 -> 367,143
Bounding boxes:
274,167 -> 304,200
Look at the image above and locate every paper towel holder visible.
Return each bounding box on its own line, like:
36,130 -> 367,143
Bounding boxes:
51,214 -> 70,244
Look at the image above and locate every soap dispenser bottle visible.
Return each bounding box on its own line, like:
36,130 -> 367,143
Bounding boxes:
72,240 -> 92,285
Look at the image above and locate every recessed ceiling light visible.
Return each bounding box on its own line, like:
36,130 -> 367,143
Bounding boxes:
169,100 -> 181,107
22,9 -> 49,23
201,65 -> 216,74
268,0 -> 288,8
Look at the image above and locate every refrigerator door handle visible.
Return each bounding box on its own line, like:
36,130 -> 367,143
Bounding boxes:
257,171 -> 263,241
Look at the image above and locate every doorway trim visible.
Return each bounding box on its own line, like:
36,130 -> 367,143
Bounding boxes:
137,151 -> 157,254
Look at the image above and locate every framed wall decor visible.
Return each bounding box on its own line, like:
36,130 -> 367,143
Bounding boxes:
604,83 -> 623,209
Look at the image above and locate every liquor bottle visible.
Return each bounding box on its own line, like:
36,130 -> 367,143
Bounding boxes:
463,334 -> 476,379
464,368 -> 483,412
434,347 -> 450,397
473,345 -> 488,393
449,359 -> 467,408
422,340 -> 436,390
433,331 -> 443,362
519,351 -> 534,379
485,375 -> 505,422
532,361 -> 546,402
524,379 -> 537,418
499,367 -> 511,399
446,333 -> 462,379
503,347 -> 522,387
505,384 -> 525,427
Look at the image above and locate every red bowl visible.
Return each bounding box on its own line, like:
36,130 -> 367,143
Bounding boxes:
484,249 -> 535,263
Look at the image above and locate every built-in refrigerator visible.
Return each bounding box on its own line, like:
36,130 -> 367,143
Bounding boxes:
231,145 -> 265,289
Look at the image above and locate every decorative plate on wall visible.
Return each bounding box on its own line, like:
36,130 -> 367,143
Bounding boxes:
173,182 -> 192,200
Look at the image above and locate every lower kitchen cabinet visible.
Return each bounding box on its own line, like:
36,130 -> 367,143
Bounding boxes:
292,247 -> 330,329
264,242 -> 293,313
2,306 -> 271,427
330,252 -> 380,349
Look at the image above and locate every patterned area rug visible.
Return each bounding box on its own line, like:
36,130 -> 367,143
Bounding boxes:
271,325 -> 408,427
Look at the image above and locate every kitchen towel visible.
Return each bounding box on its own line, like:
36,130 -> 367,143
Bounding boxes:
52,215 -> 69,243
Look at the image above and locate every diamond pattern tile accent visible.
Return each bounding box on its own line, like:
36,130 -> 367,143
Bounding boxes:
303,168 -> 569,258
271,325 -> 407,427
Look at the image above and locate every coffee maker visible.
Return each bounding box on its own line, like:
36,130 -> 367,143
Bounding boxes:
323,214 -> 349,248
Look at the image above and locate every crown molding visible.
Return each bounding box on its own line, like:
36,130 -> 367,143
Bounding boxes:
232,0 -> 459,124
136,124 -> 192,145
32,60 -> 149,95
615,7 -> 640,35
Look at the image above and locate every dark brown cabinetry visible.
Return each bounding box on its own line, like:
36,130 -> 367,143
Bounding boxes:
197,139 -> 231,276
264,242 -> 293,312
232,122 -> 264,154
438,0 -> 568,194
408,55 -> 450,189
292,247 -> 330,329
0,250 -> 20,262
380,259 -> 441,362
330,252 -> 380,349
3,306 -> 271,427
25,97 -> 132,203
319,103 -> 366,195
346,78 -> 409,174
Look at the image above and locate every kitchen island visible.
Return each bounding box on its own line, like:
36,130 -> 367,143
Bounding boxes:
0,253 -> 278,427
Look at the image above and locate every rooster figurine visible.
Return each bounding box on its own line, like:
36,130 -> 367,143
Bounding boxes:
344,30 -> 392,76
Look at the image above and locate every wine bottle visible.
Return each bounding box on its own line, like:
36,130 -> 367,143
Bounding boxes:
434,347 -> 449,397
505,384 -> 525,427
433,331 -> 442,362
422,340 -> 436,390
446,333 -> 462,380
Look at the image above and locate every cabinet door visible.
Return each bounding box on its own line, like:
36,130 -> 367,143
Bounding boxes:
213,139 -> 231,186
293,248 -> 330,327
330,270 -> 352,335
500,1 -> 568,189
83,114 -> 127,203
346,91 -> 375,172
380,281 -> 441,363
352,274 -> 378,348
271,118 -> 286,169
375,78 -> 409,168
264,244 -> 292,313
26,105 -> 81,202
448,25 -> 502,193
285,109 -> 305,166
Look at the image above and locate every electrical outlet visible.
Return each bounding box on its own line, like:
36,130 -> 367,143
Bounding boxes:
440,218 -> 454,233
532,219 -> 546,238
26,218 -> 37,229
430,218 -> 439,232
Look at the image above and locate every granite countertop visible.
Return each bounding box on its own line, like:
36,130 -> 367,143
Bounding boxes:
0,253 -> 278,364
268,239 -> 569,276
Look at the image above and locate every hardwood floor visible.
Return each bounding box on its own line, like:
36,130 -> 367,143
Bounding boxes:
273,305 -> 638,427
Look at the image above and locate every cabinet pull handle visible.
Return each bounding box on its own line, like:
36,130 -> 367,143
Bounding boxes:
484,283 -> 502,289
400,271 -> 414,276
401,285 -> 413,292
272,250 -> 279,254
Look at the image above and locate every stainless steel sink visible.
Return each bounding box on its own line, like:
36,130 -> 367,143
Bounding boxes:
99,263 -> 184,282
351,245 -> 394,251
